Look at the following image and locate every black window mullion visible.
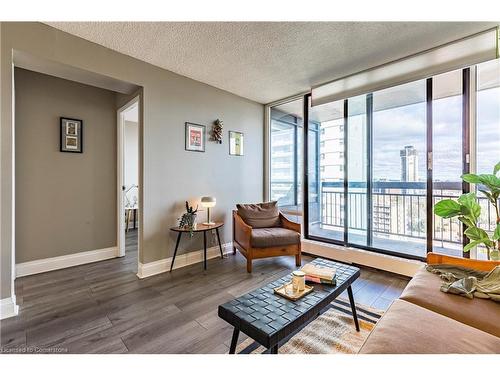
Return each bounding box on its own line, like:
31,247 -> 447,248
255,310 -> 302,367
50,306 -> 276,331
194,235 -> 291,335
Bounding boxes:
303,94 -> 311,239
343,99 -> 349,245
366,93 -> 373,248
293,122 -> 298,206
426,78 -> 433,253
462,68 -> 471,258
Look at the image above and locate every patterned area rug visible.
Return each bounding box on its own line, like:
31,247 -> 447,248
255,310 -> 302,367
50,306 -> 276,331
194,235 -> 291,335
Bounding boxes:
234,299 -> 382,354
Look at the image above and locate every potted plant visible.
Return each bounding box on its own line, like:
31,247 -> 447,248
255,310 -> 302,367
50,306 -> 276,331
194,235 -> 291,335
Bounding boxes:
434,161 -> 500,260
178,201 -> 198,236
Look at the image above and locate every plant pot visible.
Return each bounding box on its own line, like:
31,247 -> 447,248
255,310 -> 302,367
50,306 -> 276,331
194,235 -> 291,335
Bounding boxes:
181,213 -> 197,230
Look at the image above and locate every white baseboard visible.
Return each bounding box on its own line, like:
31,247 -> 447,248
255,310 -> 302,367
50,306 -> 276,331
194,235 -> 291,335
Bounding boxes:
16,246 -> 119,278
0,296 -> 19,320
137,242 -> 233,279
302,239 -> 423,277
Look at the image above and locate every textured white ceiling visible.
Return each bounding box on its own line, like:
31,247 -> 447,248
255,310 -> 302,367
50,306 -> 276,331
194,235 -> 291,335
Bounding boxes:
46,22 -> 496,104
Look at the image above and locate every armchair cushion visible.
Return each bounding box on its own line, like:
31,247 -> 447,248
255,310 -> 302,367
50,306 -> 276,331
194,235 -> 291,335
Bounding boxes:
250,227 -> 300,248
236,201 -> 280,228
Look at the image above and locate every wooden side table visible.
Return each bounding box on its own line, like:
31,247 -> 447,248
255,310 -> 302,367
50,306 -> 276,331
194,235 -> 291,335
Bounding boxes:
169,222 -> 224,271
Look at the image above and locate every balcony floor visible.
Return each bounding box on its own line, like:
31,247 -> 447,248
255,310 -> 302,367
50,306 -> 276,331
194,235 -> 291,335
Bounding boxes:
309,223 -> 463,259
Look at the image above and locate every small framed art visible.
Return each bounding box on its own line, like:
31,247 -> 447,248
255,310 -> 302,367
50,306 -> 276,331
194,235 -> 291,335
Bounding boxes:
185,122 -> 206,152
229,131 -> 244,156
60,117 -> 83,153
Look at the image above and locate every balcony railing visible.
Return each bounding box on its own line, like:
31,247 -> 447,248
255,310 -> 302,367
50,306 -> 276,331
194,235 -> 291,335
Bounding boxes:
270,180 -> 497,254
316,181 -> 497,249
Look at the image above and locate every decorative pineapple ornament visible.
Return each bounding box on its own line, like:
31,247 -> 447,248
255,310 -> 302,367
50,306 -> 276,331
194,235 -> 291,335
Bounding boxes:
212,119 -> 223,144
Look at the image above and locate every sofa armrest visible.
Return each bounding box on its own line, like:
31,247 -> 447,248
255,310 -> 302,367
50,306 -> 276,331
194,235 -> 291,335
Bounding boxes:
279,212 -> 301,234
233,210 -> 252,249
427,252 -> 500,272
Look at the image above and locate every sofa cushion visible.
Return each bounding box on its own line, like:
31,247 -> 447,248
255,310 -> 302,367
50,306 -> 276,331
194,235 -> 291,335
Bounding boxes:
400,267 -> 500,337
359,299 -> 500,354
237,201 -> 280,228
250,228 -> 300,248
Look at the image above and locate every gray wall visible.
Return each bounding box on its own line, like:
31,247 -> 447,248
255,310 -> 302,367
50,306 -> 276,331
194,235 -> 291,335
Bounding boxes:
14,68 -> 117,263
1,22 -> 264,299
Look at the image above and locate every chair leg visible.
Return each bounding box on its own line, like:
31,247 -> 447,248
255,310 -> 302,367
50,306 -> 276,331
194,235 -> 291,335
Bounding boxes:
295,253 -> 301,267
246,258 -> 252,273
295,242 -> 302,267
233,246 -> 237,254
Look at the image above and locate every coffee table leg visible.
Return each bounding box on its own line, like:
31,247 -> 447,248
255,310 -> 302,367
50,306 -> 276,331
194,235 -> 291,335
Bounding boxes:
215,228 -> 224,259
170,232 -> 182,272
203,230 -> 207,270
270,345 -> 278,354
347,285 -> 360,332
229,328 -> 239,354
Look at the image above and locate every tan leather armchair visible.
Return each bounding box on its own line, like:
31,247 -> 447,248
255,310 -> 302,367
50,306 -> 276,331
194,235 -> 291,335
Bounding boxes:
233,209 -> 301,273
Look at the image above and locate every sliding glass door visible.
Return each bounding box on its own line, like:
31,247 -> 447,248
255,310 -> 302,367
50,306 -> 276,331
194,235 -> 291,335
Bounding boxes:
371,80 -> 427,257
307,99 -> 345,241
432,70 -> 464,257
347,96 -> 368,247
270,98 -> 303,221
303,65 -> 499,260
476,59 -> 500,259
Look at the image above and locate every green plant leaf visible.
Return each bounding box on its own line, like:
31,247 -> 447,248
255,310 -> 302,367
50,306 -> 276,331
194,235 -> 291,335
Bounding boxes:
478,174 -> 500,190
494,161 -> 500,176
457,192 -> 481,221
478,189 -> 496,204
461,174 -> 481,184
458,216 -> 475,228
434,199 -> 462,218
463,240 -> 482,252
493,223 -> 500,241
464,226 -> 490,241
457,192 -> 475,205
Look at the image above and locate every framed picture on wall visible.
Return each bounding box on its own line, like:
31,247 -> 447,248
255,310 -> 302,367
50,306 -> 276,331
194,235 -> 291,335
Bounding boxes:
60,117 -> 83,153
229,131 -> 244,156
185,122 -> 206,152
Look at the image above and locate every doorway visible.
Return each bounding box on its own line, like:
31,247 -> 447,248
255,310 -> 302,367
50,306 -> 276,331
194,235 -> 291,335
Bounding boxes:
117,97 -> 140,267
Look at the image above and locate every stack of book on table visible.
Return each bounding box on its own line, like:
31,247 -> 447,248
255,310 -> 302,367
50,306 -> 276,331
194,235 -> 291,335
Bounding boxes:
301,263 -> 336,285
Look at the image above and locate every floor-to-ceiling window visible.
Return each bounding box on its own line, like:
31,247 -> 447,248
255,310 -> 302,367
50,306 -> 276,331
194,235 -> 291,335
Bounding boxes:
347,96 -> 368,247
270,98 -> 304,221
476,59 -> 500,259
307,100 -> 345,241
432,69 -> 464,256
302,61 -> 499,260
371,80 -> 427,257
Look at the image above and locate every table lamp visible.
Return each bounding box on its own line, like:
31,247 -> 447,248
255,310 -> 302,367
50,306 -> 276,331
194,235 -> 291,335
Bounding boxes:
200,196 -> 216,225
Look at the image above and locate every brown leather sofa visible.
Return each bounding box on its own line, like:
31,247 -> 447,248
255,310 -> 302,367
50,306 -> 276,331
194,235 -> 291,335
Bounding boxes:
233,201 -> 301,273
360,253 -> 500,354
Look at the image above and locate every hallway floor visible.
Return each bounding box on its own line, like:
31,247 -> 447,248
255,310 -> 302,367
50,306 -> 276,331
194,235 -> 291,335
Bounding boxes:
1,230 -> 409,353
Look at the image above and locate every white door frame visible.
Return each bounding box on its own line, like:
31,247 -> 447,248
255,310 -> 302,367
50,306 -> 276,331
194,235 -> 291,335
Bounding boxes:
117,96 -> 140,258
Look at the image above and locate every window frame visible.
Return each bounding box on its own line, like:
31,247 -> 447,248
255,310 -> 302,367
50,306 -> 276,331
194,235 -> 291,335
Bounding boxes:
267,95 -> 307,209
303,68 -> 476,262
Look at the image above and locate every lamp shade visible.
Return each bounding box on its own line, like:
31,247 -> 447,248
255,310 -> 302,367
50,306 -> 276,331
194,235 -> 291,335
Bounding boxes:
200,196 -> 216,208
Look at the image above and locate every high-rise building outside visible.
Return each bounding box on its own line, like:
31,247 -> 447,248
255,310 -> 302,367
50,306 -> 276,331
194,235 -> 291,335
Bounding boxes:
400,145 -> 418,182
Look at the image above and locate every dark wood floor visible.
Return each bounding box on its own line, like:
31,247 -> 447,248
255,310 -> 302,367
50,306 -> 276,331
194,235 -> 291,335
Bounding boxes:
0,229 -> 409,354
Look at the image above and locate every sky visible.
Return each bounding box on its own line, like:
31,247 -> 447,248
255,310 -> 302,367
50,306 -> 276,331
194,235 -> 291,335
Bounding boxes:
271,75 -> 500,187
371,87 -> 499,181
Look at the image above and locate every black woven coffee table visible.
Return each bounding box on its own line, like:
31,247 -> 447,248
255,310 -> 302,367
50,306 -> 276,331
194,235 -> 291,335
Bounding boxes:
218,258 -> 360,354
